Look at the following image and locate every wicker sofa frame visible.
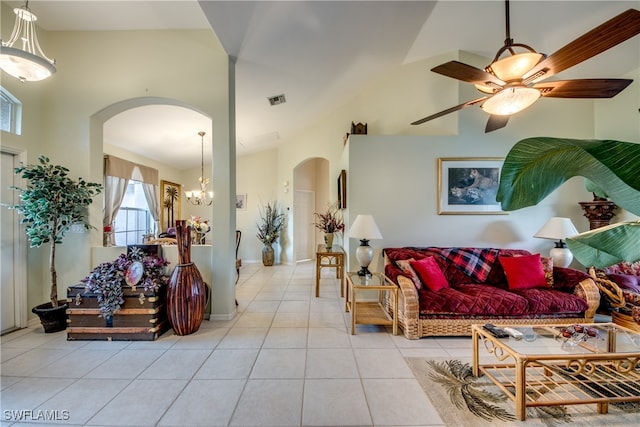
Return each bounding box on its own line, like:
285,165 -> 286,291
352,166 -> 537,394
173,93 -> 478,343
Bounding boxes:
383,252 -> 601,340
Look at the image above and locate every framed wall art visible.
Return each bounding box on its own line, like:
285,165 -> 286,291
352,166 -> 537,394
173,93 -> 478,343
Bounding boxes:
437,157 -> 505,215
337,169 -> 347,209
160,180 -> 181,231
236,194 -> 247,210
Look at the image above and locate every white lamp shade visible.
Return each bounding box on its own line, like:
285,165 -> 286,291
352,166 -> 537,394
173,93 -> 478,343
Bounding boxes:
348,214 -> 383,240
534,217 -> 578,240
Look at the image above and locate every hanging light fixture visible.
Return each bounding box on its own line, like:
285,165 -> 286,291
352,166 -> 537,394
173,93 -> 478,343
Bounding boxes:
0,1 -> 56,82
185,131 -> 213,206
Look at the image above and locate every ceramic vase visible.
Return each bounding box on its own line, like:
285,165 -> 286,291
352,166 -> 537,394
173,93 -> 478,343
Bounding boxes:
324,232 -> 334,249
167,220 -> 207,336
262,243 -> 275,266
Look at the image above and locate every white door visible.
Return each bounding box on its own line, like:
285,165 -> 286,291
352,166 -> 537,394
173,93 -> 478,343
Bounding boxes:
294,190 -> 315,261
1,152 -> 20,334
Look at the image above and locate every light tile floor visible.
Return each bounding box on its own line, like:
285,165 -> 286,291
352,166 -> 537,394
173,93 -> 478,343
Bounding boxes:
1,261 -> 481,427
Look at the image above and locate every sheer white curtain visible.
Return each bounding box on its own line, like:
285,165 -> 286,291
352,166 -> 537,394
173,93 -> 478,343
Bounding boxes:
142,182 -> 160,234
103,176 -> 129,245
104,156 -> 160,245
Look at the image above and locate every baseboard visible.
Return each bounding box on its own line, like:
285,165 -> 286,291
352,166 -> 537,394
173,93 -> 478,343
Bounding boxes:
208,309 -> 236,321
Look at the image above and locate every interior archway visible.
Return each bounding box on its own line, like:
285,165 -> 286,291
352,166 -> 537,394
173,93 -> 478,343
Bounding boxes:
91,97 -> 213,239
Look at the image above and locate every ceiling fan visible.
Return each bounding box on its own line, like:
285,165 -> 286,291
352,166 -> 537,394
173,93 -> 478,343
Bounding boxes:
411,1 -> 640,133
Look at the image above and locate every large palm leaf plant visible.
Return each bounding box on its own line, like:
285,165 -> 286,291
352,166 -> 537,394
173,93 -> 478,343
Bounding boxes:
496,137 -> 640,269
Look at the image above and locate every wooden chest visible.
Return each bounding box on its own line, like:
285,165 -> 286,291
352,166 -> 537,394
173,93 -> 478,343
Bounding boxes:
66,283 -> 169,341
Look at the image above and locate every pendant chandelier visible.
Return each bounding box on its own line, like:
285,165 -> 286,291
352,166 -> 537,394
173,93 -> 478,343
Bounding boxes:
185,131 -> 213,206
0,1 -> 56,82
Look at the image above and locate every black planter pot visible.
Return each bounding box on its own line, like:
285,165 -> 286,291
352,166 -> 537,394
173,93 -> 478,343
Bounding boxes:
32,301 -> 68,333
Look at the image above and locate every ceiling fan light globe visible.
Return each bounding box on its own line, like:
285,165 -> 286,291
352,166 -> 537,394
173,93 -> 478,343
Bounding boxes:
474,83 -> 495,94
481,87 -> 540,116
489,52 -> 543,82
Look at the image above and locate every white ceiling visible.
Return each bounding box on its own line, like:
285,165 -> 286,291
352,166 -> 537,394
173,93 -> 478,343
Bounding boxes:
6,1 -> 640,169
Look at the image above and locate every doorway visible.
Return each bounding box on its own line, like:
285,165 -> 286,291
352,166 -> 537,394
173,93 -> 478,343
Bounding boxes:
294,190 -> 315,261
292,157 -> 330,263
1,150 -> 26,334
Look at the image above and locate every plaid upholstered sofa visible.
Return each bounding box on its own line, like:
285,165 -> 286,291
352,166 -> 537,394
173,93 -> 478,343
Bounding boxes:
383,247 -> 601,339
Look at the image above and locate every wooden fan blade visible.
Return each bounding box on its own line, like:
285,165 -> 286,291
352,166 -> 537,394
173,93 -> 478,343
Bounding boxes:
534,79 -> 633,98
411,97 -> 489,126
485,115 -> 510,133
432,61 -> 505,88
523,9 -> 640,83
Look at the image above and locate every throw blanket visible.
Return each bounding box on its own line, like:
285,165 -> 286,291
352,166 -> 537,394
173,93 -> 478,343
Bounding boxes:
426,247 -> 499,283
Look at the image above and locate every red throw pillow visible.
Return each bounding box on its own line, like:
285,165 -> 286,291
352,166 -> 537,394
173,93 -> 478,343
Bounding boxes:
410,256 -> 449,291
396,258 -> 421,290
500,253 -> 549,290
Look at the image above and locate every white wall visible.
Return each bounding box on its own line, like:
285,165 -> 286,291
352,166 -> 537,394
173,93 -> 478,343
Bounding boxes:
236,149 -> 279,262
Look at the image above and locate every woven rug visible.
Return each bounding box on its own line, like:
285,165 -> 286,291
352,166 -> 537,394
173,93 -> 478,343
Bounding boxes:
406,358 -> 640,426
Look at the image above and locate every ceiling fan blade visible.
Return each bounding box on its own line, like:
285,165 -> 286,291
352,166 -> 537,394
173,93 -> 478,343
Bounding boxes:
523,9 -> 640,84
432,61 -> 505,88
534,79 -> 633,98
411,97 -> 489,126
485,115 -> 510,133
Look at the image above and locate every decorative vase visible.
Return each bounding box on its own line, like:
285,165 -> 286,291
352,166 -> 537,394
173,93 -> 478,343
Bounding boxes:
167,220 -> 207,336
192,231 -> 205,245
324,232 -> 334,249
262,243 -> 275,266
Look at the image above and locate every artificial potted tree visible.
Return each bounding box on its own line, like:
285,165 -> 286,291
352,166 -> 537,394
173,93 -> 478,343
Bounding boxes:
5,156 -> 103,332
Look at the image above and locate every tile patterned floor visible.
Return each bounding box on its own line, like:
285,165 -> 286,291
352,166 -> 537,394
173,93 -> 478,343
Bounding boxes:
1,261 -> 477,427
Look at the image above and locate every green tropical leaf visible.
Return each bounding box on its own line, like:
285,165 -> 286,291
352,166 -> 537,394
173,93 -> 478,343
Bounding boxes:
497,138 -> 640,216
566,221 -> 640,268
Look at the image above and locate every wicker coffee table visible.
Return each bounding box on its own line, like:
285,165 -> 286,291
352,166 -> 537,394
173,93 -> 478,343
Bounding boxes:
472,323 -> 640,420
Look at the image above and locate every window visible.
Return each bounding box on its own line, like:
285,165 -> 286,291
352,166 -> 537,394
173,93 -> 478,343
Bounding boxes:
113,181 -> 155,246
0,87 -> 22,134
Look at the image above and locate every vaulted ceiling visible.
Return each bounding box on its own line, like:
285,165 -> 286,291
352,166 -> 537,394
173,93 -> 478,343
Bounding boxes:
5,1 -> 639,168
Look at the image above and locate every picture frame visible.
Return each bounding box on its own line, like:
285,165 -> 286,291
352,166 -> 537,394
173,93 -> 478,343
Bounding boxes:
337,169 -> 347,209
236,194 -> 247,210
160,180 -> 181,231
437,157 -> 505,215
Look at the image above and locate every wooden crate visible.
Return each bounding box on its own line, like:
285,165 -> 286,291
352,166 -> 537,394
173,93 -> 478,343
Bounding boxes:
66,283 -> 169,341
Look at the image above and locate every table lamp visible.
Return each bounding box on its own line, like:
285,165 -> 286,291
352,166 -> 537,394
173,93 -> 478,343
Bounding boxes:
533,217 -> 578,268
349,214 -> 383,276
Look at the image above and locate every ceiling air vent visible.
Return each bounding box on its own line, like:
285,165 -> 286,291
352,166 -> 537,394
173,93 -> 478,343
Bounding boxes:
268,94 -> 286,106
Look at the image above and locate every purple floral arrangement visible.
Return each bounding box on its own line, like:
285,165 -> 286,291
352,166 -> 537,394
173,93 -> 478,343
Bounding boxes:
81,247 -> 169,317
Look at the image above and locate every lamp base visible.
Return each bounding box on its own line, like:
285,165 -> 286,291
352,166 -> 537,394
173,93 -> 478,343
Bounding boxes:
355,239 -> 374,277
357,267 -> 372,277
549,247 -> 573,268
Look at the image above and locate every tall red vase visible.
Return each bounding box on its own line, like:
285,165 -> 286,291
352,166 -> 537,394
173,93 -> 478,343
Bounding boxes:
167,220 -> 207,336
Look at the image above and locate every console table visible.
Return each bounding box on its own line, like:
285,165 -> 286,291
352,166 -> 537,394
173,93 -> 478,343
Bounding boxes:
315,244 -> 345,297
